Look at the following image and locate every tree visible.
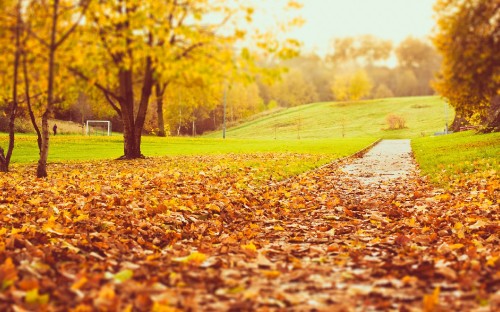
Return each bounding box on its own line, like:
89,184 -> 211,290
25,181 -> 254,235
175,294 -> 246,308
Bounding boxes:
331,69 -> 373,101
0,0 -> 22,172
284,54 -> 333,101
395,69 -> 419,97
433,0 -> 500,131
349,69 -> 373,100
72,0 -> 188,158
329,35 -> 393,67
270,69 -> 319,107
226,82 -> 263,122
20,0 -> 90,177
396,37 -> 441,95
73,0 -> 299,156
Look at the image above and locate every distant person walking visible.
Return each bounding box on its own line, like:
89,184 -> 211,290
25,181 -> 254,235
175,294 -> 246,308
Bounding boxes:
53,124 -> 57,135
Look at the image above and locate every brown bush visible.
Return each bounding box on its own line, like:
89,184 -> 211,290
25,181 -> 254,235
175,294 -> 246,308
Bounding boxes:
385,114 -> 406,130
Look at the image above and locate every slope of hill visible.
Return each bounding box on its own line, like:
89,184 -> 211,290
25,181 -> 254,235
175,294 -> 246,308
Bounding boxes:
205,96 -> 453,139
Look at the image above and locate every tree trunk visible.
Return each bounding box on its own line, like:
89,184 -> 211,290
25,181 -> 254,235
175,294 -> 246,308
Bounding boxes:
23,54 -> 42,152
450,114 -> 470,132
37,112 -> 50,177
482,95 -> 500,132
155,83 -> 166,137
117,56 -> 153,159
2,0 -> 23,173
118,67 -> 140,159
36,0 -> 59,178
121,121 -> 142,159
0,147 -> 6,172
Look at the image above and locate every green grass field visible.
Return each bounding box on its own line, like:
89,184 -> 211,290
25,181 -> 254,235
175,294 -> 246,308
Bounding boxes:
205,96 -> 452,139
3,95 -> 499,191
0,134 -> 376,166
412,131 -> 500,187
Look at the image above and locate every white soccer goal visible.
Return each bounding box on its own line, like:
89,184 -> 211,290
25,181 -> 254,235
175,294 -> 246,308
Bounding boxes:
86,120 -> 112,136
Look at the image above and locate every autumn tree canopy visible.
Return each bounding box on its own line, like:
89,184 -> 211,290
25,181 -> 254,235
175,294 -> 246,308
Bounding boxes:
432,0 -> 500,131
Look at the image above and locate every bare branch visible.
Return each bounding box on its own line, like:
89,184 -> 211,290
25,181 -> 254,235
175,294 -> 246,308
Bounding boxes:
67,65 -> 122,103
104,92 -> 122,116
176,41 -> 205,60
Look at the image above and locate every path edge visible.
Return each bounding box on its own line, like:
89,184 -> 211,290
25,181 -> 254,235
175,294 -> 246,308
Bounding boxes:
272,138 -> 382,187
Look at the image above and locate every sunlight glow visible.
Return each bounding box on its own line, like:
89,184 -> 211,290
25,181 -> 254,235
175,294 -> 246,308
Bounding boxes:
253,0 -> 436,56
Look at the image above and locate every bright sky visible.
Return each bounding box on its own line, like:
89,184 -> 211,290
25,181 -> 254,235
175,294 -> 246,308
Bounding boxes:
255,0 -> 437,56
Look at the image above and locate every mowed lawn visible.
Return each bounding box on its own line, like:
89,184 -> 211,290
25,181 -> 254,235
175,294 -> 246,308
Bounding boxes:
205,96 -> 453,140
412,131 -> 500,187
1,135 -> 377,175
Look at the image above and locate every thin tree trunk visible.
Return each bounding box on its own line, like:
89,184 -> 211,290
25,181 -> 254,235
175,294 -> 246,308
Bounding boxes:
37,112 -> 50,178
177,106 -> 182,136
0,1 -> 22,172
133,56 -> 154,155
23,53 -> 42,152
155,83 -> 167,137
2,0 -> 22,172
37,0 -> 59,178
0,147 -> 6,172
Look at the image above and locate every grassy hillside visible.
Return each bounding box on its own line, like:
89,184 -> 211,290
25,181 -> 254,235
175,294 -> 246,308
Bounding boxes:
205,96 -> 453,139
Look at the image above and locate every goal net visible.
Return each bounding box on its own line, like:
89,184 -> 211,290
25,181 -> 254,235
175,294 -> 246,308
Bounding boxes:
86,120 -> 112,136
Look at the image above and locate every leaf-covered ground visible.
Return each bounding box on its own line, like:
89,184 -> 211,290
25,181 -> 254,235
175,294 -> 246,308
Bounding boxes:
0,150 -> 498,311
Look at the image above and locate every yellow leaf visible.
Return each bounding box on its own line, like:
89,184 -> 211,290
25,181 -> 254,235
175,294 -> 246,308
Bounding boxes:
405,217 -> 416,227
422,286 -> 440,312
261,270 -> 281,279
75,213 -> 89,222
486,256 -> 498,267
469,219 -> 487,230
173,251 -> 207,265
241,242 -> 257,252
71,277 -> 88,290
449,243 -> 464,250
25,288 -> 50,305
453,222 -> 465,239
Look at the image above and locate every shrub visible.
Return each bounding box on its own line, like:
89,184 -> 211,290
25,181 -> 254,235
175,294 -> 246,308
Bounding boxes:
386,114 -> 406,130
374,84 -> 394,99
0,117 -> 35,133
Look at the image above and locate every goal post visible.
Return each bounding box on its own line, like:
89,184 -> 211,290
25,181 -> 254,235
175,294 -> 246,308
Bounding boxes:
86,120 -> 112,136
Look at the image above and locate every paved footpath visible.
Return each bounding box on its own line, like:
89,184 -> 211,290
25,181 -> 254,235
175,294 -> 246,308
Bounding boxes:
342,139 -> 415,186
200,139 -> 493,311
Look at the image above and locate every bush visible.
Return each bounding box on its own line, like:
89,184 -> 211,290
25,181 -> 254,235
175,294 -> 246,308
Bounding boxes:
374,84 -> 394,99
385,114 -> 406,130
0,116 -> 35,133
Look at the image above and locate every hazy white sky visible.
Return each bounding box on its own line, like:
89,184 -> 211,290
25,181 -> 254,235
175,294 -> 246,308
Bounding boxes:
255,0 -> 437,55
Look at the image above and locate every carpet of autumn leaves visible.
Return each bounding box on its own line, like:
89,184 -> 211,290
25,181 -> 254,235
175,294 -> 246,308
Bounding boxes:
0,151 -> 499,311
